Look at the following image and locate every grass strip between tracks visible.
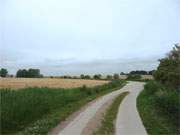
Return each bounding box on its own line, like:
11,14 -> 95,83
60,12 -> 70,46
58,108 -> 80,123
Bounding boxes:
95,91 -> 129,135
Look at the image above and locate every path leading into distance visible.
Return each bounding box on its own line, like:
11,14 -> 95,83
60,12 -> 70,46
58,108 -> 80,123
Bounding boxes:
115,81 -> 147,135
53,81 -> 147,135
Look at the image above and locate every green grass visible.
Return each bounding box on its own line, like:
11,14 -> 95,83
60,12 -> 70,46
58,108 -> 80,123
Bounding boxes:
137,81 -> 180,135
95,91 -> 129,135
0,80 -> 126,135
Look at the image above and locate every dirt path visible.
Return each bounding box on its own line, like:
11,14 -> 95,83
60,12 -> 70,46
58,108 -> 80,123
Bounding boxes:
115,81 -> 147,135
51,82 -> 147,135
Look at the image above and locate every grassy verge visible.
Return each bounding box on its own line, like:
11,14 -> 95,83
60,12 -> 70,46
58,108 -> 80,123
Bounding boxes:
95,91 -> 129,135
0,80 -> 126,135
137,81 -> 180,135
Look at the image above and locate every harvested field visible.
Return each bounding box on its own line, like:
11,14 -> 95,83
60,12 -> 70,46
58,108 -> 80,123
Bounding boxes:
119,75 -> 153,80
0,78 -> 109,89
141,75 -> 154,80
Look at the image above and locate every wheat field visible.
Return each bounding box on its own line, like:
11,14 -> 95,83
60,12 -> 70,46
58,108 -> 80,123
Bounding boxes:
0,78 -> 109,89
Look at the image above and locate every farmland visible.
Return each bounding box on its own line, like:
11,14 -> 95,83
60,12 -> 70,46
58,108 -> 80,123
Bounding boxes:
0,78 -> 109,89
0,80 -> 125,134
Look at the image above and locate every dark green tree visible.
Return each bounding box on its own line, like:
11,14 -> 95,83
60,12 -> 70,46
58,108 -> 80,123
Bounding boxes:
120,72 -> 125,75
149,70 -> 156,75
80,74 -> 85,79
0,68 -> 8,77
28,69 -> 40,77
16,69 -> 28,77
129,70 -> 148,75
93,74 -> 102,80
16,69 -> 42,78
154,44 -> 180,89
84,75 -> 91,79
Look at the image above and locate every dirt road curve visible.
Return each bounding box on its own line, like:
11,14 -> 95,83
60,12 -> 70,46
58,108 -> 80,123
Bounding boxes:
55,81 -> 147,135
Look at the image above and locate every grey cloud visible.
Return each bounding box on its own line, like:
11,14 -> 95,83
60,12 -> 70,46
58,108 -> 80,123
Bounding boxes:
1,0 -> 180,75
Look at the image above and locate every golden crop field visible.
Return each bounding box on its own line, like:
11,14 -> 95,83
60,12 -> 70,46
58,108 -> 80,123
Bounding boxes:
0,78 -> 109,89
118,75 -> 153,79
141,75 -> 154,79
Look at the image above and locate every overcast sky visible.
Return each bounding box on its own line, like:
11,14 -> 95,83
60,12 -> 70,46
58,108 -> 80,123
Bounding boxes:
0,0 -> 180,75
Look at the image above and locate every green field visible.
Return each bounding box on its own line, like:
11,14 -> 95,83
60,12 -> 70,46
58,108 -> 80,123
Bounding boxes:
0,80 -> 126,135
137,81 -> 180,135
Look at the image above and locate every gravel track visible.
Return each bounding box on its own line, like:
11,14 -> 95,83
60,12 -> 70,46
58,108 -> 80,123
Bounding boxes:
53,81 -> 147,135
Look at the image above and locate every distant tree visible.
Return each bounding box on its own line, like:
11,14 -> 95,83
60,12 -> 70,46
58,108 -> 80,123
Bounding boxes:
106,75 -> 113,80
154,44 -> 180,89
16,69 -> 22,77
93,74 -> 102,80
84,75 -> 91,79
73,76 -> 78,79
16,69 -> 28,78
148,70 -> 156,75
120,72 -> 125,75
130,70 -> 148,75
16,68 -> 42,78
80,74 -> 85,79
113,73 -> 120,80
0,68 -> 8,77
63,76 -> 72,79
28,69 -> 40,77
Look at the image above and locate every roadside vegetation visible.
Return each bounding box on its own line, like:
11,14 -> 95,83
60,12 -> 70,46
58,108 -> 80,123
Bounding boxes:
95,92 -> 129,135
137,44 -> 180,135
137,81 -> 179,134
0,80 -> 126,135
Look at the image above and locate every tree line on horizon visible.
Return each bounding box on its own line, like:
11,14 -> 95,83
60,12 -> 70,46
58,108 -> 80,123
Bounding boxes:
0,68 -> 43,78
0,68 -> 154,80
1,42 -> 179,86
16,69 -> 43,78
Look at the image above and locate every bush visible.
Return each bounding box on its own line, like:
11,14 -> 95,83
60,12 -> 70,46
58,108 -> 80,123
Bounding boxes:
155,89 -> 179,119
154,44 -> 180,89
144,81 -> 180,127
144,81 -> 159,94
138,81 -> 180,134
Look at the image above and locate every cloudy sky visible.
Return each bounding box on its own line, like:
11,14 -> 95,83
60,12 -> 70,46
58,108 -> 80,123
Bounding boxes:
0,0 -> 180,75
